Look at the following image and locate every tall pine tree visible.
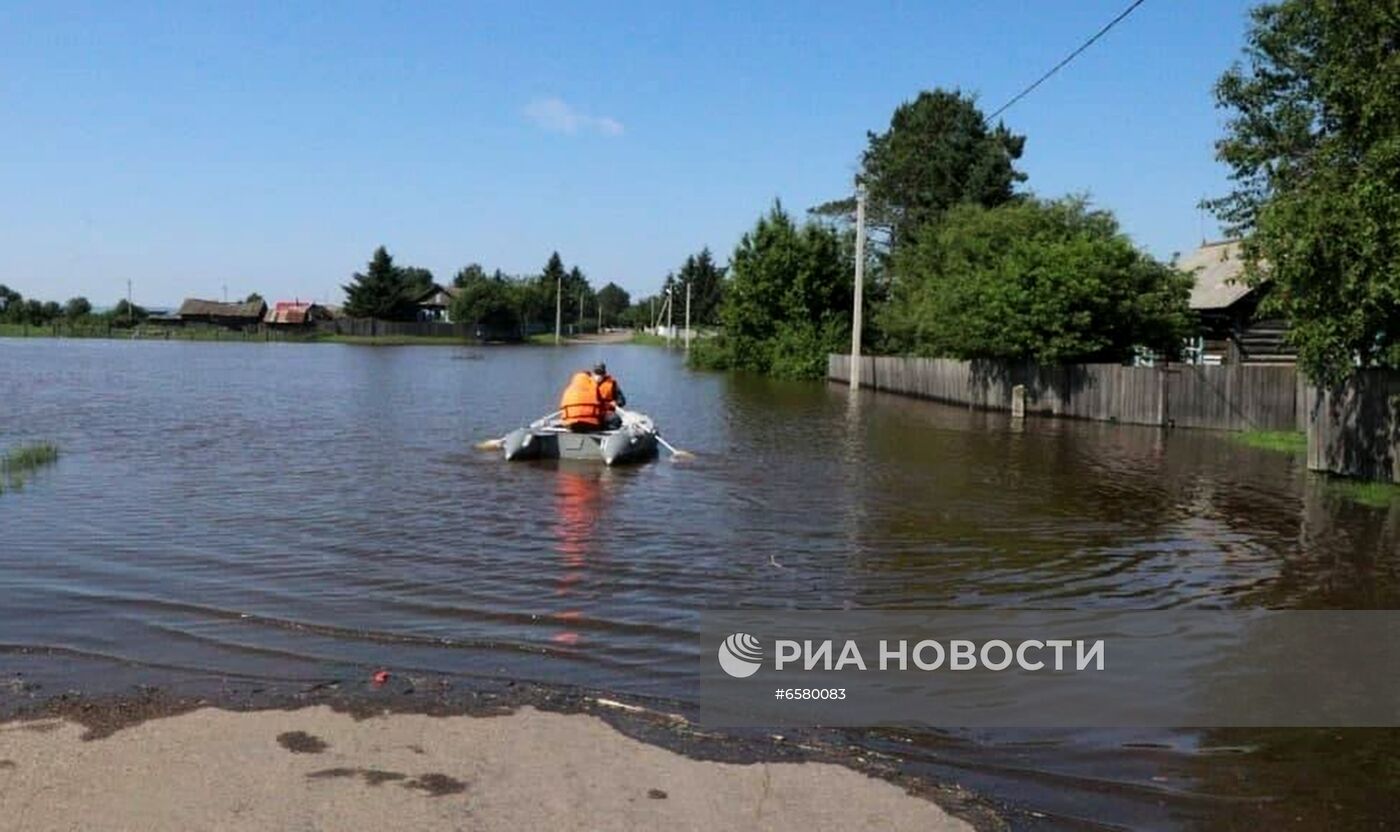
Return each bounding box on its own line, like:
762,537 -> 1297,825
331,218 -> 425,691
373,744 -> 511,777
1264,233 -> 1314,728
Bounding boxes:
343,246 -> 416,320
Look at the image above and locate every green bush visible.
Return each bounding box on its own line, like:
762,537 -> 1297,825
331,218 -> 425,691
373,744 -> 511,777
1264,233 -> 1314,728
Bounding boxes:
879,196 -> 1192,363
691,203 -> 851,379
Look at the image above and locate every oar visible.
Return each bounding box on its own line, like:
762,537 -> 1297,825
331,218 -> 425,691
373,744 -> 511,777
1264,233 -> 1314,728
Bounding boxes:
615,406 -> 694,460
475,410 -> 561,451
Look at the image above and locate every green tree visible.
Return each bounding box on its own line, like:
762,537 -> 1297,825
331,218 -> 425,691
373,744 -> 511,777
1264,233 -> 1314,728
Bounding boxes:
109,298 -> 148,326
400,267 -> 436,298
64,297 -> 93,320
693,202 -> 851,379
673,248 -> 726,325
342,246 -> 417,320
880,197 -> 1192,364
565,265 -> 593,328
1207,0 -> 1400,383
596,283 -> 631,327
243,293 -> 264,306
449,271 -> 520,335
812,88 -> 1026,247
452,263 -> 487,288
0,285 -> 22,322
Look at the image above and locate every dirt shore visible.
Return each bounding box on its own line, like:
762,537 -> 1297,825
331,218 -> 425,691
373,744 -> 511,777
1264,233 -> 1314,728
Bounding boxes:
0,705 -> 972,831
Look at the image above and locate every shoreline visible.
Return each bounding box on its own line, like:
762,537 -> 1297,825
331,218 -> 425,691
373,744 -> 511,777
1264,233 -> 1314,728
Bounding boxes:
0,329 -> 652,348
0,680 -> 998,831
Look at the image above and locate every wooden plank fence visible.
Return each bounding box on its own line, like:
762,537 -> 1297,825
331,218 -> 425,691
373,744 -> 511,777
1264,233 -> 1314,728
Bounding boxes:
1306,371 -> 1400,483
829,354 -> 1300,432
831,354 -> 1400,482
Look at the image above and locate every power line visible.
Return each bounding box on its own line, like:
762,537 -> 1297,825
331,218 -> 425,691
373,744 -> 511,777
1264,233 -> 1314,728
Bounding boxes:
987,0 -> 1149,121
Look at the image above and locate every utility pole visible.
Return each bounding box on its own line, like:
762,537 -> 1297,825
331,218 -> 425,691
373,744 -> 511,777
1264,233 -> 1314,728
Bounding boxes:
127,279 -> 133,327
222,284 -> 228,303
578,287 -> 585,332
850,186 -> 867,391
554,275 -> 562,345
684,281 -> 692,353
666,286 -> 674,348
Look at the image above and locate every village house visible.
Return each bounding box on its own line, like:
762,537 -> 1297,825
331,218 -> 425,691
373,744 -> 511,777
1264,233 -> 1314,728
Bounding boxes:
263,300 -> 333,328
412,283 -> 460,323
175,298 -> 267,330
1179,240 -> 1295,365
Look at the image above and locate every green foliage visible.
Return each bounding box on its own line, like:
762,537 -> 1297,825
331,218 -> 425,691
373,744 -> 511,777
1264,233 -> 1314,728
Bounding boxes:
1325,478 -> 1400,508
1207,0 -> 1400,384
399,267 -> 436,298
813,88 -> 1026,247
63,297 -> 93,320
342,246 -> 420,321
1233,430 -> 1307,454
694,203 -> 851,379
452,263 -> 487,288
671,247 -> 726,325
107,299 -> 148,326
596,282 -> 631,326
448,270 -> 521,335
879,197 -> 1193,364
243,292 -> 264,306
1,441 -> 59,493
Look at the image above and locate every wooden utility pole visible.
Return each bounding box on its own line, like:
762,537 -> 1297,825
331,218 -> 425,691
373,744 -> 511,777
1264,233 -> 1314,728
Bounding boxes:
849,187 -> 867,391
578,287 -> 585,332
684,281 -> 692,353
666,286 -> 674,348
554,275 -> 562,345
127,279 -> 133,327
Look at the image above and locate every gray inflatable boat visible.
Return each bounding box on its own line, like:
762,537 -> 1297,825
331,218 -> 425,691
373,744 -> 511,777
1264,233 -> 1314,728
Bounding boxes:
502,411 -> 659,466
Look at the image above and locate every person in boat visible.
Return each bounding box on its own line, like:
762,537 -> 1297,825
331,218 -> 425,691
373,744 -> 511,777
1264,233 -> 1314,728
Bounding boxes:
558,362 -> 626,432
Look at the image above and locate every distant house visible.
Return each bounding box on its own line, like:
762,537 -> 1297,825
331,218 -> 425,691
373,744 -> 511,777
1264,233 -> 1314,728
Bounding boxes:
264,300 -> 332,327
1180,240 -> 1294,365
176,298 -> 268,329
412,284 -> 459,323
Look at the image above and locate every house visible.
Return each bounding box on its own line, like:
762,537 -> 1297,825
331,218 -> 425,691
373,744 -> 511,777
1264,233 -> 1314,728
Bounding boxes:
411,284 -> 459,323
176,298 -> 268,329
1180,240 -> 1294,365
264,300 -> 332,327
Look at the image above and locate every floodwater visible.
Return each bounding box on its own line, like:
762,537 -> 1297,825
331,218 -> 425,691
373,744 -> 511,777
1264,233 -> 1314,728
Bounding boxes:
2,338 -> 1397,829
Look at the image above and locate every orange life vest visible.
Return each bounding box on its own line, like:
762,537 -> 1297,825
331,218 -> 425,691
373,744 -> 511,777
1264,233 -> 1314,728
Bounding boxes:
597,376 -> 619,406
559,372 -> 603,426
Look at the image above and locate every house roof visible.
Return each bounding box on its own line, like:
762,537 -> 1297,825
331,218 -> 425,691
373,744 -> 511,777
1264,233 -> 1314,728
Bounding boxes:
1181,240 -> 1260,311
412,284 -> 459,307
177,298 -> 267,319
264,301 -> 325,324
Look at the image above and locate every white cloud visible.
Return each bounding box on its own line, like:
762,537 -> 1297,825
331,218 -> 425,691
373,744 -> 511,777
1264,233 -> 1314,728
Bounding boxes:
523,97 -> 624,137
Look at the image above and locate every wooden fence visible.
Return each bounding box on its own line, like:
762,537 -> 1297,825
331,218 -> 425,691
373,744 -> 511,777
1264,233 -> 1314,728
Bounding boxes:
828,354 -> 1302,432
1306,371 -> 1400,483
831,354 -> 1400,482
319,318 -> 539,340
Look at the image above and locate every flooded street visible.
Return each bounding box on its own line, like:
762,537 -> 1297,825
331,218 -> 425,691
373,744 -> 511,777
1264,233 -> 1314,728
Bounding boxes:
3,338 -> 1398,829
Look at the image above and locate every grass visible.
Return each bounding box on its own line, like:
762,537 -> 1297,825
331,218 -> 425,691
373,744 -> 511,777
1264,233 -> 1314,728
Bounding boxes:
629,331 -> 673,347
1,441 -> 60,494
1326,479 -> 1400,508
1233,430 -> 1307,454
319,334 -> 475,346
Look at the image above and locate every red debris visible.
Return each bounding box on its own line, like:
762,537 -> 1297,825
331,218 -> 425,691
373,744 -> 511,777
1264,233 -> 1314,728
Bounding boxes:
371,669 -> 390,685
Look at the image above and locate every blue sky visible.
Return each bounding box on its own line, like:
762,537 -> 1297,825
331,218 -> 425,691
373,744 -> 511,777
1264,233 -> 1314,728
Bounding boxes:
1,1 -> 1252,308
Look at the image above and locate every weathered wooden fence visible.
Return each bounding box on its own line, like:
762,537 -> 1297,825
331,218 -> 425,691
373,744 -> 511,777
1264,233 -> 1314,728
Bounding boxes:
831,354 -> 1400,483
828,355 -> 1302,431
1306,371 -> 1400,483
